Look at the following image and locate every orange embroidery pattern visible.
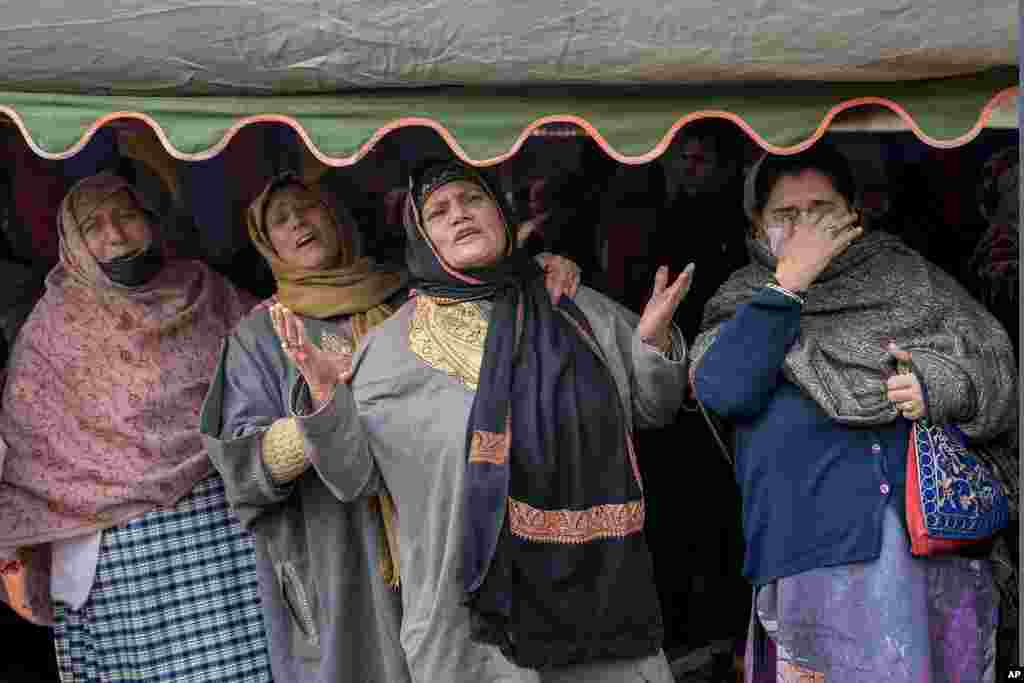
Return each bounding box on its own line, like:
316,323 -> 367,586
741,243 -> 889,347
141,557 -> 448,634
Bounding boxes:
507,498 -> 645,544
777,661 -> 826,683
469,430 -> 507,465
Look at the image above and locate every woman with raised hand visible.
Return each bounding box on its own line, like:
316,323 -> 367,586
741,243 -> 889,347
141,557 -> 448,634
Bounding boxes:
262,160 -> 691,682
200,170 -> 582,683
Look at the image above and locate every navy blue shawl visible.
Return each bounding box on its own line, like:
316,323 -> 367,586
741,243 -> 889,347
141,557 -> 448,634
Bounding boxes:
404,162 -> 661,669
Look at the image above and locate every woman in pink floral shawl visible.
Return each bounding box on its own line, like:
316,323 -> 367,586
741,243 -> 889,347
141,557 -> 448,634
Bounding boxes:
0,172 -> 271,683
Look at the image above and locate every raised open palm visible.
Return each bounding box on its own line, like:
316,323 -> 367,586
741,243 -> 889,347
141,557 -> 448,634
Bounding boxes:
637,263 -> 694,351
270,303 -> 353,407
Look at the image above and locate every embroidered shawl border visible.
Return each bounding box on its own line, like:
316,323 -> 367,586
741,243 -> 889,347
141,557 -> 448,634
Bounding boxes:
507,498 -> 645,545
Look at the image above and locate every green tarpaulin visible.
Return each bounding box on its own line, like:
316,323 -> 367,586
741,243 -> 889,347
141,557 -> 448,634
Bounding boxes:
1,68 -> 1016,162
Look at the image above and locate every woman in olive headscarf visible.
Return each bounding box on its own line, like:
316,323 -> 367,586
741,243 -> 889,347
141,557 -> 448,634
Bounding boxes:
200,171 -> 582,683
262,160 -> 692,682
0,171 -> 269,682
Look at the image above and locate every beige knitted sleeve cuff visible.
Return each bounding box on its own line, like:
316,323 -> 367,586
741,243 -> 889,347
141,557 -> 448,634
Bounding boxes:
261,417 -> 309,485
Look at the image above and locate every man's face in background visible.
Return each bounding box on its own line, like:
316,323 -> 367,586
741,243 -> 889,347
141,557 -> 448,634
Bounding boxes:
678,136 -> 719,195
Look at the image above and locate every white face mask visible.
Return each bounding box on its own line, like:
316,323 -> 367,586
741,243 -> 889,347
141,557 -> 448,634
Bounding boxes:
764,224 -> 787,256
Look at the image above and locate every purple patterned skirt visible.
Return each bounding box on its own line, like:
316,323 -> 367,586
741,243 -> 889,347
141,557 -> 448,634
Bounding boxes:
745,503 -> 998,682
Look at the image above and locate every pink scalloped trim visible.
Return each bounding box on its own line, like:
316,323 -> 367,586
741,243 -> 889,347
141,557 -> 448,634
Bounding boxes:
0,87 -> 1016,165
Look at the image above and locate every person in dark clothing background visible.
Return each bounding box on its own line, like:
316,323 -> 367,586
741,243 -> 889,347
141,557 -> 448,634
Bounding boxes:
631,119 -> 754,676
965,145 -> 1020,678
595,162 -> 668,312
0,167 -> 57,683
652,118 -> 752,340
516,138 -> 616,293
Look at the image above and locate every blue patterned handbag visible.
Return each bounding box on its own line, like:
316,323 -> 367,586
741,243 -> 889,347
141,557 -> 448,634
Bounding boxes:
905,417 -> 1010,556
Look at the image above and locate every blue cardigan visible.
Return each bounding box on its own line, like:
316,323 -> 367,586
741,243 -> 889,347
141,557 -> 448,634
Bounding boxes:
694,286 -> 910,586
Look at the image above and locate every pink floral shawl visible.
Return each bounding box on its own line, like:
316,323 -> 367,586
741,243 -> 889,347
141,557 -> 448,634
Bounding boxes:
0,172 -> 253,622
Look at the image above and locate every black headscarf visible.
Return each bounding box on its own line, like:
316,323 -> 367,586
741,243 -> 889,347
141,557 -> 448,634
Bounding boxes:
405,160 -> 662,669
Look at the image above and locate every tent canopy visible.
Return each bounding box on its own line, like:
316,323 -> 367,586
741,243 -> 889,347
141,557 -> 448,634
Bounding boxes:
0,1 -> 1017,162
1,0 -> 1015,93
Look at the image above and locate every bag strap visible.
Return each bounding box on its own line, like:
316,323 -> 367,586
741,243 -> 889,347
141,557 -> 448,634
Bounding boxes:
697,399 -> 734,467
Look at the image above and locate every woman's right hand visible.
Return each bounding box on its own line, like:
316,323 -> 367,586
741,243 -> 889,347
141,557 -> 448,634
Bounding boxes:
774,211 -> 862,292
270,303 -> 352,408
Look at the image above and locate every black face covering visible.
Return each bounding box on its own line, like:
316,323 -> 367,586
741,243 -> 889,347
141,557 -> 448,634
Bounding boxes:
99,242 -> 165,287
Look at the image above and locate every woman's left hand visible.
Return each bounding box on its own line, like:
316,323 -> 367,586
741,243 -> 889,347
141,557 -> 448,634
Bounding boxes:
535,253 -> 581,304
886,342 -> 926,420
637,263 -> 694,352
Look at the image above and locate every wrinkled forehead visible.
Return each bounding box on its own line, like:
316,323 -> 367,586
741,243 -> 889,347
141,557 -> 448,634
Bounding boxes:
266,182 -> 318,212
764,168 -> 844,208
423,179 -> 489,212
73,189 -> 142,230
93,189 -> 140,213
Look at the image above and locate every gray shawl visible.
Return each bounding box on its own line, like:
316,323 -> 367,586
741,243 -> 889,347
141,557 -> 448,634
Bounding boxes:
691,230 -> 1018,505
